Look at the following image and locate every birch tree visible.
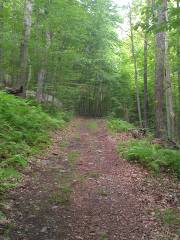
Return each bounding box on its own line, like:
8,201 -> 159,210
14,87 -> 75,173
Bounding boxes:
19,0 -> 33,94
36,30 -> 51,102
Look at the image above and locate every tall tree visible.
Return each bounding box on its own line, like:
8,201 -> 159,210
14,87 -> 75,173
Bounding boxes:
143,0 -> 150,128
177,0 -> 180,97
154,0 -> 166,138
129,6 -> 143,127
35,1 -> 51,102
0,1 -> 3,83
164,6 -> 175,140
176,0 -> 180,139
19,0 -> 33,93
36,29 -> 51,102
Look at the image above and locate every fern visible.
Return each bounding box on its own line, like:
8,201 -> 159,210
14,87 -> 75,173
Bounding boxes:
0,91 -> 69,191
107,118 -> 135,132
118,139 -> 180,177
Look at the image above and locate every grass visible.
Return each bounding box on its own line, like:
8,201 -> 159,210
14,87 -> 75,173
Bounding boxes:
0,91 -> 69,192
86,121 -> 97,130
88,171 -> 101,179
118,139 -> 180,177
59,140 -> 69,149
74,133 -> 81,141
100,232 -> 108,240
161,209 -> 180,226
98,188 -> 108,197
50,184 -> 72,205
67,151 -> 80,167
51,171 -> 74,206
107,118 -> 135,133
156,208 -> 180,237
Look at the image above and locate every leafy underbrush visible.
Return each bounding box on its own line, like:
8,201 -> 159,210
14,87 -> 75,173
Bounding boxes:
0,91 -> 67,192
118,139 -> 180,177
108,119 -> 180,177
107,118 -> 135,132
41,104 -> 74,122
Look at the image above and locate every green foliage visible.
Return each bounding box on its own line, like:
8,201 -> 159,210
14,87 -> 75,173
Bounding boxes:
118,139 -> 180,177
67,151 -> 80,167
107,118 -> 135,132
0,168 -> 20,180
50,185 -> 72,205
161,209 -> 180,226
67,151 -> 80,161
1,0 -> 180,140
0,210 -> 6,221
42,105 -> 73,122
156,208 -> 180,237
100,232 -> 108,240
86,121 -> 98,130
0,168 -> 21,192
0,91 -> 66,191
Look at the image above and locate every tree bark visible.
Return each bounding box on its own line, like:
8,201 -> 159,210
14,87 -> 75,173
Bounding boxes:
143,37 -> 148,128
36,30 -> 51,102
177,0 -> 180,140
36,68 -> 46,102
143,0 -> 150,128
0,1 -> 3,84
26,64 -> 32,91
154,0 -> 166,138
19,0 -> 33,93
129,7 -> 143,127
164,4 -> 175,140
177,0 -> 180,96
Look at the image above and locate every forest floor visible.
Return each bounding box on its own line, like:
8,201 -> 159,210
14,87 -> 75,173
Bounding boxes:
0,118 -> 180,240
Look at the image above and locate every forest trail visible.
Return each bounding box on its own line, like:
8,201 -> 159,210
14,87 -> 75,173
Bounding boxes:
1,118 -> 179,240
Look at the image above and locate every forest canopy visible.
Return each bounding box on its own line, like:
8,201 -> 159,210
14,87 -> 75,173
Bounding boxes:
0,0 -> 179,142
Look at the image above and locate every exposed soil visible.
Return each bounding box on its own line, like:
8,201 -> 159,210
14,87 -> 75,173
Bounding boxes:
0,118 -> 179,240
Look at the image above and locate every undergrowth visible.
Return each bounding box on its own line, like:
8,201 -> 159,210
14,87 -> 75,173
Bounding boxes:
107,118 -> 135,132
156,208 -> 180,237
0,91 -> 69,192
107,118 -> 180,178
118,139 -> 180,177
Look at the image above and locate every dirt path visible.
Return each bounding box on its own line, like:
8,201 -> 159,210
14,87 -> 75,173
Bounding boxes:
1,118 -> 179,240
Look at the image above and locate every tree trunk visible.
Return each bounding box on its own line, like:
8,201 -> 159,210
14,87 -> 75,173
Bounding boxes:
143,36 -> 148,128
154,0 -> 166,138
36,30 -> 51,102
165,49 -> 175,140
19,0 -> 33,94
26,64 -> 32,91
129,7 -> 143,127
164,5 -> 175,140
36,68 -> 46,102
0,1 -> 3,84
143,0 -> 150,128
177,0 -> 180,96
177,0 -> 180,140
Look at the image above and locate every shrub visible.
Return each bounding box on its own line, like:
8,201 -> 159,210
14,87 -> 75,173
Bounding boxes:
41,104 -> 73,122
107,118 -> 135,132
118,139 -> 180,177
